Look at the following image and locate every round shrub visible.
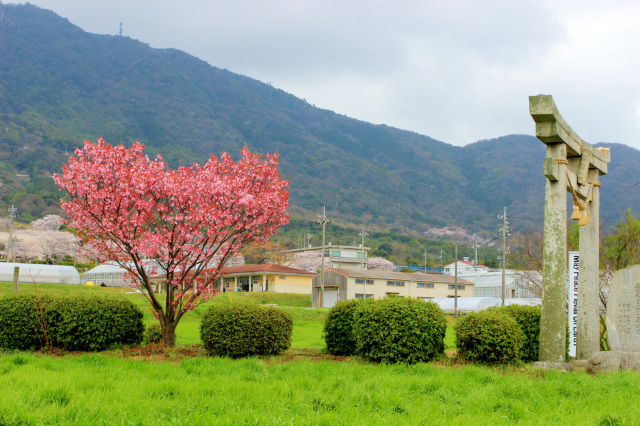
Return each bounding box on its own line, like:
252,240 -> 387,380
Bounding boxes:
47,295 -> 144,351
200,304 -> 293,358
0,294 -> 54,351
352,297 -> 446,364
0,294 -> 144,351
323,299 -> 362,355
489,305 -> 541,362
455,310 -> 523,364
144,323 -> 163,344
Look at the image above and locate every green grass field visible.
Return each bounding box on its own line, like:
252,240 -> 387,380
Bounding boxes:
1,283 -> 639,425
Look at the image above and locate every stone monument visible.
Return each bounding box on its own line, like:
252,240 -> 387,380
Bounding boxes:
587,265 -> 640,372
607,265 -> 640,351
529,95 -> 610,363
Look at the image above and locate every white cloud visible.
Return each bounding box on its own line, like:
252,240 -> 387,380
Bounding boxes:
30,0 -> 640,148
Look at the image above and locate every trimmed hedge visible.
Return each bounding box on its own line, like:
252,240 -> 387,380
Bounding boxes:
0,294 -> 54,350
200,304 -> 293,358
0,294 -> 144,351
352,297 -> 446,364
323,299 -> 361,355
489,304 -> 541,362
455,310 -> 523,364
48,295 -> 144,351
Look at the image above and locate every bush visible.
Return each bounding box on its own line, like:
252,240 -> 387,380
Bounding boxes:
0,294 -> 54,351
144,323 -> 163,344
489,305 -> 541,362
0,294 -> 144,351
455,310 -> 523,364
48,295 -> 144,351
323,299 -> 362,355
352,297 -> 446,364
200,304 -> 293,358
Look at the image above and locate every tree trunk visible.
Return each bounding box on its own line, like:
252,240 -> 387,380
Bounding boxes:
161,321 -> 177,347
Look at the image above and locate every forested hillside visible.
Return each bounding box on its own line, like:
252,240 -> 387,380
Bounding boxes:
0,3 -> 638,235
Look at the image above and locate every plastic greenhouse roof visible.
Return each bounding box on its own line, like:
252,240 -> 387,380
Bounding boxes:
433,297 -> 501,312
432,296 -> 541,313
0,262 -> 80,284
84,260 -> 162,275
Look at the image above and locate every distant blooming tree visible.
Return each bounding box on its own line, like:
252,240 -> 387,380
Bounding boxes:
30,215 -> 63,231
367,256 -> 395,271
290,250 -> 330,272
54,139 -> 289,346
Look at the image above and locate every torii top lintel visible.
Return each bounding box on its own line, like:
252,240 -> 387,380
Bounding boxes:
529,94 -> 610,176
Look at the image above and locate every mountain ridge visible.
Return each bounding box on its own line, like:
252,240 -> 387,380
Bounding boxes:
0,3 -> 638,236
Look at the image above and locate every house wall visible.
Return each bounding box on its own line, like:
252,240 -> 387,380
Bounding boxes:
270,274 -> 313,294
348,278 -> 473,299
312,270 -> 348,307
219,273 -> 312,294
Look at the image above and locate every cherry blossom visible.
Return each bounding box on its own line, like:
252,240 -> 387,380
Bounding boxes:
54,139 -> 289,346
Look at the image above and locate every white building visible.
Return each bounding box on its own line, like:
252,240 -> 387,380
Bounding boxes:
467,270 -> 540,299
284,244 -> 369,271
443,258 -> 490,275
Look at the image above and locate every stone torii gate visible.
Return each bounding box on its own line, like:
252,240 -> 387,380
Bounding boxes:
529,95 -> 611,362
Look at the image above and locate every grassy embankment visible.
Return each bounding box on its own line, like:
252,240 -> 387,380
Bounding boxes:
1,283 -> 639,425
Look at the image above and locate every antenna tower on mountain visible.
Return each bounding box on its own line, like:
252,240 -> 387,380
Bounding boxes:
119,22 -> 123,37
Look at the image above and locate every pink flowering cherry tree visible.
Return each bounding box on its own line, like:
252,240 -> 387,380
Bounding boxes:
54,139 -> 289,346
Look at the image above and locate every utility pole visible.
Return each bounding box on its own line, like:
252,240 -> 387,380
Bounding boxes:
498,207 -> 511,306
6,204 -> 16,263
305,233 -> 312,248
358,227 -> 369,298
358,228 -> 368,269
472,239 -> 479,273
315,206 -> 330,307
423,249 -> 428,273
454,245 -> 458,317
439,249 -> 444,271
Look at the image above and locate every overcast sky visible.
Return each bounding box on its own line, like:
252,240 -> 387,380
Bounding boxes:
30,0 -> 640,149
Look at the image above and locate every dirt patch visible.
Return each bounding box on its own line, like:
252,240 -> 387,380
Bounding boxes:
111,343 -> 206,362
277,350 -> 351,364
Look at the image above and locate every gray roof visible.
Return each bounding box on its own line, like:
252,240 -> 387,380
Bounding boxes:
461,270 -> 541,288
328,268 -> 475,285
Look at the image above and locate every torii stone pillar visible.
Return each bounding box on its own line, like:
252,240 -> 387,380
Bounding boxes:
530,95 -> 610,362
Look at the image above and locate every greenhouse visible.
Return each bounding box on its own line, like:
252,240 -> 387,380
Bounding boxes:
0,263 -> 80,284
432,297 -> 541,314
82,260 -> 162,287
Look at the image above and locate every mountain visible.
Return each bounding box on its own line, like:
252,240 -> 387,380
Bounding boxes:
0,3 -> 638,235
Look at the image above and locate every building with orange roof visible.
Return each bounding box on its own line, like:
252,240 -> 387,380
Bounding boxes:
216,264 -> 317,294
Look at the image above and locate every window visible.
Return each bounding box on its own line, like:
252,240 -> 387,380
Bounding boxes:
331,250 -> 340,257
366,279 -> 374,285
417,283 -> 435,288
355,278 -> 365,284
387,281 -> 405,287
448,284 -> 465,290
356,252 -> 366,259
279,276 -> 286,280
355,294 -> 374,299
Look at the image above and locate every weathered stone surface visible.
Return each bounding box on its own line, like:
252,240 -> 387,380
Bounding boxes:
587,351 -> 640,373
531,95 -> 610,363
531,361 -> 573,371
570,359 -> 589,372
606,265 -> 640,351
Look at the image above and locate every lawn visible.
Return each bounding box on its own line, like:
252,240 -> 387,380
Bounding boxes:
1,283 -> 638,425
1,352 -> 639,425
